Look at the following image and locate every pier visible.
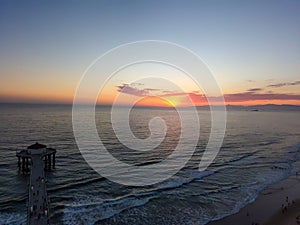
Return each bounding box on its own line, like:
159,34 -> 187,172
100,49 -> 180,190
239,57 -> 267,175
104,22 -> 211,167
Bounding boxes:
16,143 -> 56,172
16,143 -> 56,225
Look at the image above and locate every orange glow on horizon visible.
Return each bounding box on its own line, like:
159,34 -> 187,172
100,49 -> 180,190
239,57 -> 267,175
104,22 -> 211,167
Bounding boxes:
1,93 -> 300,106
1,88 -> 300,106
133,96 -> 175,108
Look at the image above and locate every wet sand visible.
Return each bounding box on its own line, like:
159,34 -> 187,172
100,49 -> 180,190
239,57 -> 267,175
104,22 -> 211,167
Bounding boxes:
208,174 -> 300,225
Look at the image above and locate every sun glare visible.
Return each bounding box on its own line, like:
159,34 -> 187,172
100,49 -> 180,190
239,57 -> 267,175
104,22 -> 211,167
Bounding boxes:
166,97 -> 181,107
134,96 -> 174,108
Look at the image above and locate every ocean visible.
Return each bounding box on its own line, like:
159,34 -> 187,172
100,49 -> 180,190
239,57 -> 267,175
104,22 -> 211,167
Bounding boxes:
0,104 -> 299,225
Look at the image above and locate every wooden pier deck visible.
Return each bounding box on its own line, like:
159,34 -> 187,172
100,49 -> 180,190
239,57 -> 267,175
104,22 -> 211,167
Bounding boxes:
16,143 -> 56,225
28,154 -> 50,225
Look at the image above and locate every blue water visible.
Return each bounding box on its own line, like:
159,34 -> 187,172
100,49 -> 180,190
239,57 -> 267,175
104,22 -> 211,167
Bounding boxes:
0,104 -> 299,225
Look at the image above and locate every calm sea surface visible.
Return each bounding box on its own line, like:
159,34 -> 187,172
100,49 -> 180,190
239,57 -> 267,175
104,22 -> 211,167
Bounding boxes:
0,104 -> 299,224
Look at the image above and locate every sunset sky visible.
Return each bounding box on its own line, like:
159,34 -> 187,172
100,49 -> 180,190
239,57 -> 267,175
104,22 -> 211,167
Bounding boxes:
1,0 -> 300,106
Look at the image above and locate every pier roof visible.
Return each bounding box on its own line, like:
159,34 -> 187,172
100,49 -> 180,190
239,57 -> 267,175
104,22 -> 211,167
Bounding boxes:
27,142 -> 47,149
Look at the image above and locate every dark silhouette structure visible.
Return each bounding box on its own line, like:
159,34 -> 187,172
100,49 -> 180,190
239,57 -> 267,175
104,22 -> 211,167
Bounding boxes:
16,143 -> 56,225
16,143 -> 56,172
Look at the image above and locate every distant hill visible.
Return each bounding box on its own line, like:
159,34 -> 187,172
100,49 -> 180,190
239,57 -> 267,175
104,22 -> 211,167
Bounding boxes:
194,104 -> 300,111
1,103 -> 300,111
225,104 -> 300,111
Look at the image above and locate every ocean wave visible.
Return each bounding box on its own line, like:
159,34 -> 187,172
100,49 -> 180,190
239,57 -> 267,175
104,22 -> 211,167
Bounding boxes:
62,169 -> 213,224
205,161 -> 295,224
153,170 -> 214,190
48,176 -> 106,193
0,212 -> 26,225
222,150 -> 260,165
62,194 -> 153,225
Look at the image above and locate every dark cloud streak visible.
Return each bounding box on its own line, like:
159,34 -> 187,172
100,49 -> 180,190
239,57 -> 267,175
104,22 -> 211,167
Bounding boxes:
116,84 -> 149,96
247,88 -> 263,92
267,80 -> 300,88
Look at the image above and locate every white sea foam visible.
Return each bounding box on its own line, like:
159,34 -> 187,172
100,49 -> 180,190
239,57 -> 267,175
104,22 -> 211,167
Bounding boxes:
0,212 -> 26,225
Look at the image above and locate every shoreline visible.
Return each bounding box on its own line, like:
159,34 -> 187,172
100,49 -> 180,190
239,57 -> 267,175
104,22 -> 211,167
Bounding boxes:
207,173 -> 300,225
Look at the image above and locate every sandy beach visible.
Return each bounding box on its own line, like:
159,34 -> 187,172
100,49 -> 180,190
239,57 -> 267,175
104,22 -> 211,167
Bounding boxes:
208,173 -> 300,225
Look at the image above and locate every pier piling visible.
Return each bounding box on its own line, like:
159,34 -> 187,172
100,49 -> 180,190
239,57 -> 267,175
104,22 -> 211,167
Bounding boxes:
16,144 -> 56,173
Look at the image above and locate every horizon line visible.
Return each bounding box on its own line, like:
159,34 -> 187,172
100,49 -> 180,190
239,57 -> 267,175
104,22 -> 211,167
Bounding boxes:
1,102 -> 300,108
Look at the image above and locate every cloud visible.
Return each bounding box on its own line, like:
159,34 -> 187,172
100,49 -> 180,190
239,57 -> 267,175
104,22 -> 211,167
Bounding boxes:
116,83 -> 300,104
130,82 -> 144,86
183,92 -> 300,103
117,83 -> 191,97
267,80 -> 300,88
160,92 -> 189,97
144,88 -> 161,91
116,84 -> 149,96
247,88 -> 263,92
